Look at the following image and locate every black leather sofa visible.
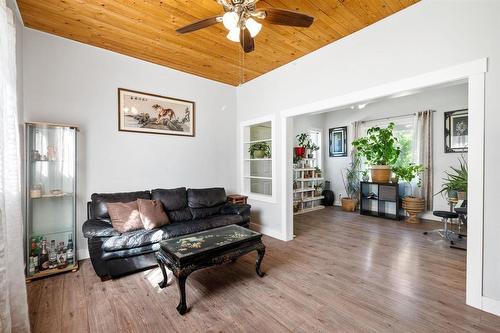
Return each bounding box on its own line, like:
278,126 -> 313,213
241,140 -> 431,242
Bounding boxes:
82,187 -> 251,280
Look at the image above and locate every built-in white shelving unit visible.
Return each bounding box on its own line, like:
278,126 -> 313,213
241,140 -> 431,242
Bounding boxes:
241,118 -> 275,202
293,157 -> 324,215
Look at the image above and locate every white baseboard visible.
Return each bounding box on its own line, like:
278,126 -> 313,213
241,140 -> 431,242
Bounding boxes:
77,248 -> 89,260
250,222 -> 285,241
482,297 -> 500,316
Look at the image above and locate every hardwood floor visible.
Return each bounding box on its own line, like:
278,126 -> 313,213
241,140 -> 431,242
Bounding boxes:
27,207 -> 500,332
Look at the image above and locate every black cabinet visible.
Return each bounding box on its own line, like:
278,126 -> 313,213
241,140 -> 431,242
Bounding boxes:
360,182 -> 401,220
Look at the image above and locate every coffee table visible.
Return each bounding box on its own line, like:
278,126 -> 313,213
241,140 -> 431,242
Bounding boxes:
156,225 -> 266,315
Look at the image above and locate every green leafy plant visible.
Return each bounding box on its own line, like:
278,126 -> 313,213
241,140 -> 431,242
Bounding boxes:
436,155 -> 467,197
352,123 -> 401,166
360,169 -> 369,181
392,163 -> 425,197
341,152 -> 361,199
314,166 -> 322,175
296,133 -> 309,147
314,183 -> 324,196
248,142 -> 271,158
306,141 -> 319,151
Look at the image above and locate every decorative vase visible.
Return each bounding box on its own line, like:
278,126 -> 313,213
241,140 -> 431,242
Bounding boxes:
341,198 -> 358,212
253,150 -> 265,158
371,165 -> 391,183
294,147 -> 305,158
402,196 -> 425,224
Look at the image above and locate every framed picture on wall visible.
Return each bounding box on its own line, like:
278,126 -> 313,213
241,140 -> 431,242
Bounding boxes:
329,126 -> 347,157
444,109 -> 468,153
118,88 -> 195,137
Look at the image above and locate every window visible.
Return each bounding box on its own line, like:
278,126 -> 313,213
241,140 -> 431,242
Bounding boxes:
241,116 -> 275,202
307,129 -> 322,169
360,116 -> 414,169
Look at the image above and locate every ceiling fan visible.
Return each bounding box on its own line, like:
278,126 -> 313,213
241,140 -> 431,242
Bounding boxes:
176,0 -> 315,53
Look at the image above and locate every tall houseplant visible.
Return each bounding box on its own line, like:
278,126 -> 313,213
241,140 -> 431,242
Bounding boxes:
352,123 -> 401,183
295,133 -> 309,158
340,152 -> 361,212
436,155 -> 467,201
393,163 -> 425,223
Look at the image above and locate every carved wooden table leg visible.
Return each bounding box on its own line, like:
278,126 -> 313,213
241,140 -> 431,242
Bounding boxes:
255,245 -> 266,277
156,255 -> 169,289
176,271 -> 190,315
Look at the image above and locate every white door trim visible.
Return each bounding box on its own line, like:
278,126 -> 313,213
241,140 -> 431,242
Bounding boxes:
279,58 -> 488,312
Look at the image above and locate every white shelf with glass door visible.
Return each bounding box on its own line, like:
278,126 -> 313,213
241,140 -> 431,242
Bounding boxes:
242,120 -> 274,201
293,157 -> 324,215
25,122 -> 78,281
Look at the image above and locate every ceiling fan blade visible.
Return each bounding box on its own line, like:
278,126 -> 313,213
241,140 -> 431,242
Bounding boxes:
240,28 -> 255,53
263,8 -> 314,27
176,16 -> 221,34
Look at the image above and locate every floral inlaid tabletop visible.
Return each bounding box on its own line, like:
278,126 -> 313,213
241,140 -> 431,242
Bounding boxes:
160,225 -> 260,259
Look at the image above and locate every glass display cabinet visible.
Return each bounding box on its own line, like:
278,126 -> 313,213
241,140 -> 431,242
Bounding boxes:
25,122 -> 78,280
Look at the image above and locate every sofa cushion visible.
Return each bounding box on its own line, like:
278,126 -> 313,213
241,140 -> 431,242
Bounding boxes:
151,188 -> 192,222
187,188 -> 227,208
107,201 -> 144,233
137,199 -> 170,230
90,191 -> 151,222
101,214 -> 245,252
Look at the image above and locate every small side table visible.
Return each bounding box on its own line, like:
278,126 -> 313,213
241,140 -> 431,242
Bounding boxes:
227,194 -> 248,205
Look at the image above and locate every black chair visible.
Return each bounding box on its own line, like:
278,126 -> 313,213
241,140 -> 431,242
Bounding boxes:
423,210 -> 459,243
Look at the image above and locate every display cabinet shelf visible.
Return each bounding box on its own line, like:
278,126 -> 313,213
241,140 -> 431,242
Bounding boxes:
25,122 -> 79,281
293,156 -> 324,215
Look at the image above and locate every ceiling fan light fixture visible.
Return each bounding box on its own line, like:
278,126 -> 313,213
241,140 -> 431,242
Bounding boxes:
246,18 -> 262,37
222,11 -> 239,30
227,28 -> 240,42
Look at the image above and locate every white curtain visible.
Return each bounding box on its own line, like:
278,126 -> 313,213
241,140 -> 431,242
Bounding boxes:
413,110 -> 434,210
0,1 -> 30,332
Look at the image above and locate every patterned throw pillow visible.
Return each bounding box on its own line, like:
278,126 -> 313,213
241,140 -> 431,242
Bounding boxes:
106,201 -> 144,233
137,199 -> 170,230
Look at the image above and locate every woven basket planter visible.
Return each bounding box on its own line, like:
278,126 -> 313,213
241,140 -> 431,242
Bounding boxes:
371,165 -> 391,183
402,196 -> 425,224
341,198 -> 358,212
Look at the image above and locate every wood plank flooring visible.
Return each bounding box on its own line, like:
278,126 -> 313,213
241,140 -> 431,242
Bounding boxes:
27,207 -> 500,332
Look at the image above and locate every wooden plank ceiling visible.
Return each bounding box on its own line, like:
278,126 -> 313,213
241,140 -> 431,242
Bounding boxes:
18,0 -> 419,86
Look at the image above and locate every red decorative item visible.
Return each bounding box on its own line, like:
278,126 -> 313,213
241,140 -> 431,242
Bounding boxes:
294,146 -> 306,157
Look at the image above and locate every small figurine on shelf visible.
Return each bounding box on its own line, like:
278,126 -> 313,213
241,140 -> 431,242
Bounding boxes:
30,184 -> 42,199
31,149 -> 41,161
47,145 -> 57,161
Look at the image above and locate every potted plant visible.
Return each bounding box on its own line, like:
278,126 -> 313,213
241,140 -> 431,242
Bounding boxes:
315,166 -> 322,178
295,133 -> 309,158
314,183 -> 324,196
249,142 -> 271,159
306,141 -> 319,158
340,153 -> 361,212
352,123 -> 401,183
436,155 -> 467,201
393,163 -> 425,223
360,169 -> 369,182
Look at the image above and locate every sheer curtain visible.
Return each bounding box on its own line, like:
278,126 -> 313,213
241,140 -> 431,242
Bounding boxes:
413,110 -> 434,210
0,1 -> 30,332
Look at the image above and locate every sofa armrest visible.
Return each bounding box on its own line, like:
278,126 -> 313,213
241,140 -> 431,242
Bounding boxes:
220,203 -> 251,217
82,219 -> 120,238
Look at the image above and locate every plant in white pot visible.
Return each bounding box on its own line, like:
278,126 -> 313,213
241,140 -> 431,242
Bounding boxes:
436,155 -> 467,201
340,153 -> 361,212
393,163 -> 425,224
352,123 -> 401,183
249,142 -> 271,159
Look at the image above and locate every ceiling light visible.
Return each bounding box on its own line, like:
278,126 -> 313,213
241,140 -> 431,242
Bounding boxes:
246,18 -> 262,37
227,28 -> 240,42
358,104 -> 367,109
222,12 -> 239,30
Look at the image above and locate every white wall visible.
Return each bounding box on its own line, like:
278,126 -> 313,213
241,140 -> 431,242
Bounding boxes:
236,0 -> 500,301
23,29 -> 237,259
293,113 -> 326,168
320,83 -> 467,219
